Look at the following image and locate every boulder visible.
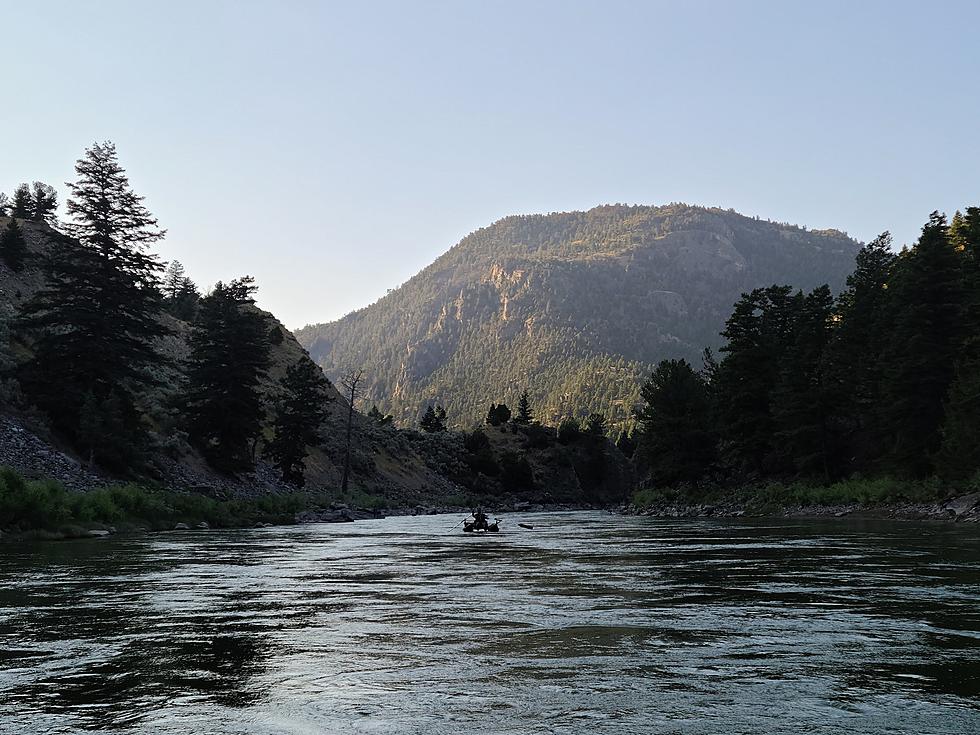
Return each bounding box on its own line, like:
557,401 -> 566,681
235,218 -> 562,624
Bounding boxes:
196,521 -> 210,530
87,529 -> 110,538
944,493 -> 980,518
174,522 -> 190,530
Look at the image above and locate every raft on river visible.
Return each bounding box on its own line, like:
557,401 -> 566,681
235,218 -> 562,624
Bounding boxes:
463,510 -> 500,533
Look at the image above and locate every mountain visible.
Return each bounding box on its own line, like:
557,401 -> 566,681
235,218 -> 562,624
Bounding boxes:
296,204 -> 862,431
0,217 -> 629,508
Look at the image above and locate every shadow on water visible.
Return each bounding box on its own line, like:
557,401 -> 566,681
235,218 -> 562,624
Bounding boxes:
7,633 -> 267,730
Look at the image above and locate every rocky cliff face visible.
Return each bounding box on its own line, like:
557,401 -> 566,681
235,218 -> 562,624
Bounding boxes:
296,204 -> 861,430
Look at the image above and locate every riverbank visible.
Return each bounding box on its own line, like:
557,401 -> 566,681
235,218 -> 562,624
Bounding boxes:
624,483 -> 980,523
0,465 -> 606,541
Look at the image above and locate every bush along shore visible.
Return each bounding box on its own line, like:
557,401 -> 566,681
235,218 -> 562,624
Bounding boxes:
0,466 -> 607,541
624,478 -> 980,523
0,467 -> 382,541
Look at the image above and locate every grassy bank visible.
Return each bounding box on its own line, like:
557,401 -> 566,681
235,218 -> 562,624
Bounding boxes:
632,475 -> 979,515
0,467 -> 347,539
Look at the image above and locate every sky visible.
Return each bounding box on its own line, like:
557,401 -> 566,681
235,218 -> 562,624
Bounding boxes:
2,1 -> 979,329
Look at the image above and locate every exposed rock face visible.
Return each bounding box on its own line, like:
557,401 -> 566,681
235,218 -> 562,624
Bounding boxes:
297,204 -> 860,430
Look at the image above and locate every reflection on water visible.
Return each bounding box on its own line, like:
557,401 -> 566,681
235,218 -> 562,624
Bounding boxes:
1,513 -> 978,734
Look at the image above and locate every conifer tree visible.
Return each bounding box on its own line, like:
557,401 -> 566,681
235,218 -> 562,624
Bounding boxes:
713,285 -> 799,475
420,404 -> 447,432
162,260 -> 200,321
163,261 -> 187,300
30,182 -> 58,224
184,277 -> 270,473
878,213 -> 967,476
826,233 -> 896,472
514,390 -> 534,425
267,356 -> 332,485
636,359 -> 716,485
10,184 -> 31,218
771,285 -> 837,479
0,217 -> 27,272
0,192 -> 9,217
16,143 -> 167,467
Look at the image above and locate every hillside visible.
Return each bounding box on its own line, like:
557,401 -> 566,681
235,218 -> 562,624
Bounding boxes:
0,218 -> 461,503
0,217 -> 628,509
296,204 -> 861,430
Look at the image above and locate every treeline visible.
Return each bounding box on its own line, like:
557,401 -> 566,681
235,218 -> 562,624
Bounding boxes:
0,143 -> 333,486
633,210 -> 980,489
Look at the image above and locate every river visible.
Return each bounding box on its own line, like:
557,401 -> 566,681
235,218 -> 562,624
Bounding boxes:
1,512 -> 978,734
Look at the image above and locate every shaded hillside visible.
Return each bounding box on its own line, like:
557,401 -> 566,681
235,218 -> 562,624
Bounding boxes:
297,204 -> 861,430
0,217 -> 460,502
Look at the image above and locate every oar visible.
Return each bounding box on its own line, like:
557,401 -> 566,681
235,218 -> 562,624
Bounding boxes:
446,516 -> 469,534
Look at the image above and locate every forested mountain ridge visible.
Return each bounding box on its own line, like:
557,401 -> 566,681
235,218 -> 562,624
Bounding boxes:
296,205 -> 861,430
0,152 -> 629,510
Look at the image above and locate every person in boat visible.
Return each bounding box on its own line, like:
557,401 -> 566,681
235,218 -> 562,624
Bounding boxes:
471,507 -> 490,531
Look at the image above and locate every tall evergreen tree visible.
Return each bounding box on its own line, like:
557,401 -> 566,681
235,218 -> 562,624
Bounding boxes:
420,404 -> 447,432
771,285 -> 837,479
16,143 -> 167,467
10,184 -> 31,218
30,182 -> 58,224
878,212 -> 967,476
636,359 -> 716,485
184,277 -> 270,473
826,233 -> 897,472
0,192 -> 10,217
937,207 -> 980,481
267,356 -> 332,486
713,285 -> 800,475
162,260 -> 200,321
163,261 -> 187,300
514,390 -> 534,425
0,217 -> 27,272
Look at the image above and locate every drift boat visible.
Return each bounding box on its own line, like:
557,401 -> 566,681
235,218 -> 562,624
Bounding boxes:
463,509 -> 500,533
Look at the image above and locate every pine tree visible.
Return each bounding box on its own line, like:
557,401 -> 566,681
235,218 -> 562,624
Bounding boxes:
713,285 -> 800,475
162,261 -> 200,321
420,404 -> 447,432
826,233 -> 897,472
514,390 -> 534,425
0,218 -> 28,272
937,207 -> 980,481
16,143 -> 167,467
0,193 -> 10,217
878,212 -> 967,477
163,261 -> 187,300
771,285 -> 837,479
184,277 -> 270,473
267,356 -> 332,485
486,402 -> 511,426
636,359 -> 716,485
10,184 -> 31,218
30,182 -> 58,224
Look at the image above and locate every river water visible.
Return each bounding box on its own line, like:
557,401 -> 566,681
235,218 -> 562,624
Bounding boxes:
0,512 -> 978,734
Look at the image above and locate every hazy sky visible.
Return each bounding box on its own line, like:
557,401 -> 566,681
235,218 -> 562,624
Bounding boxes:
3,1 -> 979,328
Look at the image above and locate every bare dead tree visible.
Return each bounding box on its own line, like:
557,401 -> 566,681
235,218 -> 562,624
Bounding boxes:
340,368 -> 365,493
